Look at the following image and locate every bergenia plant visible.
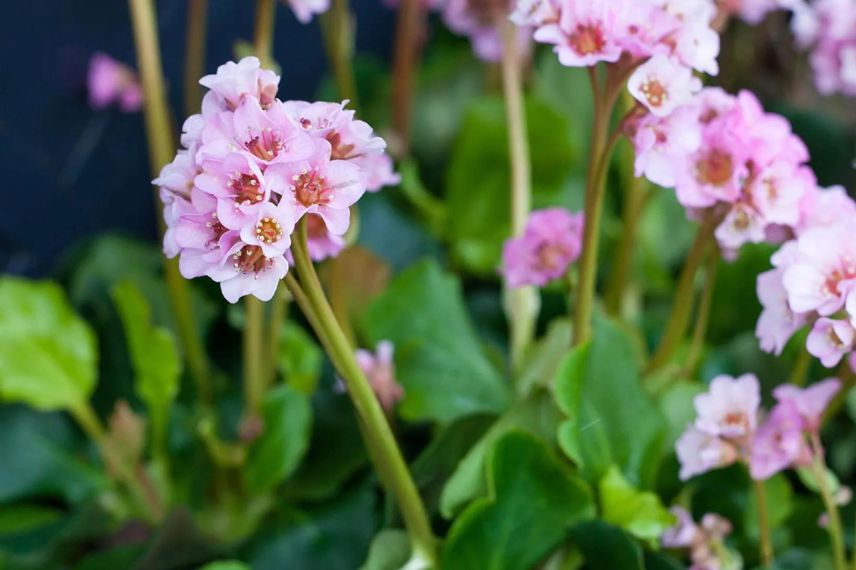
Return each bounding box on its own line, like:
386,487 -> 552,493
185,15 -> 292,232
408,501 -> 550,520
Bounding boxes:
1,0 -> 855,568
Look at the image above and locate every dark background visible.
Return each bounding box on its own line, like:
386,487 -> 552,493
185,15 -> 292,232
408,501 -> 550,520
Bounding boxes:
0,0 -> 395,276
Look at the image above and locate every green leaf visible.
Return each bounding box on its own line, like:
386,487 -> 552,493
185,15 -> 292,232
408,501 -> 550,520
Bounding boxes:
554,314 -> 666,487
199,562 -> 250,570
599,466 -> 675,541
359,529 -> 411,570
440,391 -> 560,518
0,278 -> 97,411
278,322 -> 323,396
244,385 -> 312,493
515,320 -> 572,398
112,281 -> 180,452
571,521 -> 644,570
444,95 -> 576,274
442,431 -> 595,570
360,259 -> 510,423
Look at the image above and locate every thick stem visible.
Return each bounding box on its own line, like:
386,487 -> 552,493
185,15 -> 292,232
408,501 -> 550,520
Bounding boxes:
320,0 -> 359,107
683,249 -> 718,376
390,0 -> 422,157
254,0 -> 277,68
243,297 -> 266,418
184,0 -> 208,114
788,348 -> 812,386
572,66 -> 622,346
128,0 -> 213,403
499,18 -> 538,373
753,478 -> 774,567
646,212 -> 719,374
812,436 -> 847,570
291,220 -> 436,565
265,288 -> 289,387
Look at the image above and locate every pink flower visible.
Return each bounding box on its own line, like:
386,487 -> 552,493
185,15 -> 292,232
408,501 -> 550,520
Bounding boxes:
807,318 -> 855,367
694,374 -> 761,439
749,400 -> 810,480
628,55 -> 702,117
773,378 -> 841,432
782,222 -> 856,316
200,57 -> 280,114
676,426 -> 739,480
533,0 -> 624,67
790,0 -> 856,96
356,341 -> 404,411
210,243 -> 290,303
662,507 -> 699,548
631,104 -> 702,187
87,53 -> 143,113
756,267 -> 806,355
500,208 -> 584,288
267,139 -> 365,236
304,214 -> 346,261
510,0 -> 559,27
282,0 -> 330,23
797,185 -> 856,235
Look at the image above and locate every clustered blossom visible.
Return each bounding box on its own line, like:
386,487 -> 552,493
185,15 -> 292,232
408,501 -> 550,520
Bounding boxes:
87,53 -> 143,113
676,374 -> 839,481
790,0 -> 856,96
662,507 -> 739,570
756,193 -> 856,366
356,341 -> 405,411
513,0 -> 719,113
154,57 -> 397,303
500,208 -> 584,288
629,87 -> 816,255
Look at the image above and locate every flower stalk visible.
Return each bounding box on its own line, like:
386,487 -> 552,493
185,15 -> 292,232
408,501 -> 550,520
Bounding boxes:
811,435 -> 847,570
753,478 -> 774,567
254,0 -> 277,69
391,0 -> 423,156
243,297 -> 266,419
128,0 -> 213,403
320,0 -> 359,106
499,18 -> 538,372
289,219 -> 436,565
184,0 -> 208,114
646,211 -> 719,374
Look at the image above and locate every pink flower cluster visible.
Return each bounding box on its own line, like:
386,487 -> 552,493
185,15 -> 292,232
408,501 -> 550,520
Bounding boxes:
514,0 -> 719,113
791,0 -> 856,96
87,53 -> 143,113
629,87 -> 816,254
662,507 -> 736,570
676,374 -> 839,481
154,57 -> 398,303
756,188 -> 856,365
500,208 -> 584,288
356,341 -> 405,411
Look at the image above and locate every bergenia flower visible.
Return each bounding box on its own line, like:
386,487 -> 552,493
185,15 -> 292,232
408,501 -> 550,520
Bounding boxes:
87,53 -> 143,113
693,374 -> 760,439
154,57 -> 395,302
281,0 -> 330,23
628,55 -> 702,117
773,378 -> 841,433
662,508 -> 737,570
789,0 -> 856,97
749,399 -> 810,480
676,426 -> 739,480
356,341 -> 404,411
806,318 -> 856,367
500,208 -> 584,288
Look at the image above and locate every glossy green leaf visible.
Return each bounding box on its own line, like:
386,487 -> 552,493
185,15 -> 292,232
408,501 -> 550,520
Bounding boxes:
359,529 -> 410,570
599,466 -> 675,541
360,259 -> 510,423
442,431 -> 594,570
440,390 -> 560,518
112,280 -> 180,452
244,385 -> 312,494
571,521 -> 644,570
278,321 -> 323,395
554,314 -> 666,487
0,278 -> 97,411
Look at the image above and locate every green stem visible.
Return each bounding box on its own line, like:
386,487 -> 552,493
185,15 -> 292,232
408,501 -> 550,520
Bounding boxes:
243,297 -> 266,419
184,0 -> 208,114
683,248 -> 718,376
645,212 -> 719,374
265,288 -> 288,387
572,66 -> 623,346
320,0 -> 359,106
753,478 -> 774,567
390,0 -> 422,157
499,18 -> 538,373
291,220 -> 436,565
812,436 -> 847,570
789,348 -> 812,386
128,0 -> 213,404
254,0 -> 277,68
